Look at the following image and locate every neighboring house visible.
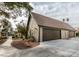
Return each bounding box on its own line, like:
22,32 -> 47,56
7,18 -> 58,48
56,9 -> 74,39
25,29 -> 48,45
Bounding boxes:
29,12 -> 75,42
75,28 -> 79,36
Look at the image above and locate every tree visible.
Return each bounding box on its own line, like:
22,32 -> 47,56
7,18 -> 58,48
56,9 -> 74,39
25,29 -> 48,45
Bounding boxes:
67,18 -> 69,22
1,19 -> 12,37
16,23 -> 28,39
0,2 -> 33,38
4,2 -> 33,18
63,18 -> 65,22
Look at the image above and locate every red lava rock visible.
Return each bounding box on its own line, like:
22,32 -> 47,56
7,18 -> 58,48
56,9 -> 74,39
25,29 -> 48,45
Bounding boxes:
11,40 -> 39,49
11,40 -> 30,49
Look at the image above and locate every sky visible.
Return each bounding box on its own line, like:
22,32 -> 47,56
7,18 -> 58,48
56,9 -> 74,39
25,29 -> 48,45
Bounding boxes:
30,2 -> 79,29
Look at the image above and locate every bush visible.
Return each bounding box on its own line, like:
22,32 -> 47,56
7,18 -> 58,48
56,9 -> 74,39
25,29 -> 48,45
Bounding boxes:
0,37 -> 7,45
11,40 -> 31,49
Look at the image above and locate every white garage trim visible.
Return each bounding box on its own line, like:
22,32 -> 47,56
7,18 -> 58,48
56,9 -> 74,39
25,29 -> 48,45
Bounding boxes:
39,27 -> 43,42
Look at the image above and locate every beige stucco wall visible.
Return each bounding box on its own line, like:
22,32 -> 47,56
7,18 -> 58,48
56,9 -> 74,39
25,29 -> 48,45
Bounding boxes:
29,16 -> 39,42
61,30 -> 69,39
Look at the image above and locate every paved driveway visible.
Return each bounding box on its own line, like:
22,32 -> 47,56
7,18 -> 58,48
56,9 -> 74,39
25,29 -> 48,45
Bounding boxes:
1,37 -> 79,57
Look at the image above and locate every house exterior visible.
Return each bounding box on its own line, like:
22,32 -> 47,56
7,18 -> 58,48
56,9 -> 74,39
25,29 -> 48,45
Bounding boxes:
29,12 -> 76,42
75,28 -> 79,36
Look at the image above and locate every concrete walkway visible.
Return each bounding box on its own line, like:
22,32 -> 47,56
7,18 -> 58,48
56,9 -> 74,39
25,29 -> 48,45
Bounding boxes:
1,37 -> 79,57
0,36 -> 18,57
2,36 -> 12,46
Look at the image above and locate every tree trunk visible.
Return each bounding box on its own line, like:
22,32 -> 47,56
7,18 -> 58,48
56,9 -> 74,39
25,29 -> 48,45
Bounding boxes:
25,11 -> 31,39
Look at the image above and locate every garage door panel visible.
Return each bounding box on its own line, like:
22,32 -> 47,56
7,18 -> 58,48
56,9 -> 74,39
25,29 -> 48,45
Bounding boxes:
69,31 -> 75,37
43,28 -> 61,41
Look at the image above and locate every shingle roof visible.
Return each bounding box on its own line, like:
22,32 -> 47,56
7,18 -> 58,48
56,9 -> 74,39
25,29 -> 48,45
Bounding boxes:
32,12 -> 75,31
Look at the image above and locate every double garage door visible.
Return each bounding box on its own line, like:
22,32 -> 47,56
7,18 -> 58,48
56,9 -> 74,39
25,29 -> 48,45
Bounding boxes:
43,28 -> 61,41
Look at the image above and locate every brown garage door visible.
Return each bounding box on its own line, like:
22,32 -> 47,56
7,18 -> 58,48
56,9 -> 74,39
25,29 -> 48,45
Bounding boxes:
43,28 -> 61,41
69,31 -> 75,37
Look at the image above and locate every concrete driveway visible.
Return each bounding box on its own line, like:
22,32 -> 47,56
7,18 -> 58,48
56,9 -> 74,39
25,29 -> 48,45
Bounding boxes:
1,37 -> 79,57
